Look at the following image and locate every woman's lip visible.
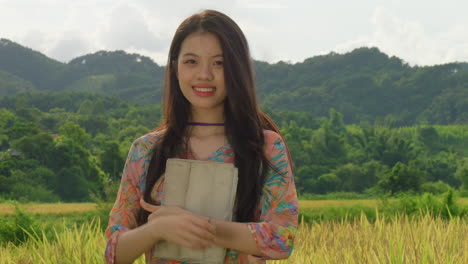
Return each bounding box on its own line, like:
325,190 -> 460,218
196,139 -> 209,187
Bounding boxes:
193,85 -> 216,88
193,86 -> 215,97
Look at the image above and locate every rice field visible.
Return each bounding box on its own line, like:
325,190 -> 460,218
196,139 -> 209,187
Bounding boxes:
1,200 -> 468,263
1,198 -> 467,216
1,213 -> 467,264
298,198 -> 468,208
0,203 -> 97,216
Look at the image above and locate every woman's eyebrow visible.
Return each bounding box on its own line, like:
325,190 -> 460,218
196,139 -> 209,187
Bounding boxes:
181,53 -> 223,58
182,52 -> 199,57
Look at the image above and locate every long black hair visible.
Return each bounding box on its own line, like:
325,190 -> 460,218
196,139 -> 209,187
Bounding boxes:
140,10 -> 292,224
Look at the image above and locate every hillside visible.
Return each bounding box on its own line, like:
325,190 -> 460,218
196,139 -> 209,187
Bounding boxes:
0,39 -> 467,125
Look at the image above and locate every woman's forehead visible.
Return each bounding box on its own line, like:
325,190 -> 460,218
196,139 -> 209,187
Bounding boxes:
179,32 -> 223,57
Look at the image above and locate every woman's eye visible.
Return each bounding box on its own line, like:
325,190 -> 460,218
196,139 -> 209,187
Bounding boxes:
213,61 -> 223,66
184,59 -> 196,64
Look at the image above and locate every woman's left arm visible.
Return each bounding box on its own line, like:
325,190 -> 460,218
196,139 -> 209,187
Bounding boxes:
213,133 -> 299,259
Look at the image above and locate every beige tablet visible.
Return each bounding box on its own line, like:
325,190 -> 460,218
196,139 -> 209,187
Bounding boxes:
153,158 -> 238,264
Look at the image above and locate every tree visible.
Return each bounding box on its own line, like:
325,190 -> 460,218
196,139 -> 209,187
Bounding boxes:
99,141 -> 125,181
30,166 -> 58,193
281,121 -> 314,167
378,161 -> 425,195
0,108 -> 15,130
4,120 -> 40,141
78,115 -> 109,136
311,122 -> 346,166
455,158 -> 468,191
56,166 -> 89,201
421,181 -> 452,194
297,165 -> 329,193
11,133 -> 54,166
77,99 -> 103,115
333,163 -> 366,192
328,108 -> 346,135
416,152 -> 459,187
315,173 -> 341,194
417,126 -> 441,152
58,121 -> 90,146
3,168 -> 59,202
381,136 -> 416,167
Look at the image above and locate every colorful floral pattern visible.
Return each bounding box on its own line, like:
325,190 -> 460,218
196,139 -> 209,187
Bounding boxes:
104,130 -> 299,264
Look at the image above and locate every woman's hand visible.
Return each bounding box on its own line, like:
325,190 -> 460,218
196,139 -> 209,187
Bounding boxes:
140,198 -> 216,250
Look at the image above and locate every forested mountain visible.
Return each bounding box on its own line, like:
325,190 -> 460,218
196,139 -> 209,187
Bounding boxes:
0,39 -> 64,90
0,38 -> 165,105
1,38 -> 467,126
1,38 -> 468,201
257,49 -> 468,125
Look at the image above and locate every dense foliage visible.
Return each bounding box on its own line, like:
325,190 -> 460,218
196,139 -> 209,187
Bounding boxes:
0,92 -> 466,202
0,92 -> 161,201
0,38 -> 467,202
1,38 -> 467,125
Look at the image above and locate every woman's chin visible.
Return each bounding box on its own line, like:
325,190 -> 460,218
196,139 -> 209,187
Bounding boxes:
190,101 -> 224,111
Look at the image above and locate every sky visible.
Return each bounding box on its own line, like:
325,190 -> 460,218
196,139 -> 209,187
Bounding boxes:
1,0 -> 467,66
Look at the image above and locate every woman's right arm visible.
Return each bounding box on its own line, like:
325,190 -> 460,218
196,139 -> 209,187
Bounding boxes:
105,136 -> 216,264
114,222 -> 160,264
105,137 -> 153,264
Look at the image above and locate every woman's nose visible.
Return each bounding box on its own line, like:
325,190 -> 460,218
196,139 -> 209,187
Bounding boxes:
196,63 -> 214,80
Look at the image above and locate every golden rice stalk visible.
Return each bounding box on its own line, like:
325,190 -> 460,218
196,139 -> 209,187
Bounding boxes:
1,213 -> 467,264
271,213 -> 468,264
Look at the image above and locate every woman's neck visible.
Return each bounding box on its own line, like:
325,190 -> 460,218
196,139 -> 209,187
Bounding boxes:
191,105 -> 224,123
189,106 -> 225,138
189,126 -> 225,138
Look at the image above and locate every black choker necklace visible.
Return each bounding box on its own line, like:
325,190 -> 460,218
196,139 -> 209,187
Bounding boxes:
187,122 -> 225,126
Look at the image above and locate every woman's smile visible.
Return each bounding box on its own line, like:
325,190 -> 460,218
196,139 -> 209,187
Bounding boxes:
193,84 -> 216,97
177,31 -> 227,110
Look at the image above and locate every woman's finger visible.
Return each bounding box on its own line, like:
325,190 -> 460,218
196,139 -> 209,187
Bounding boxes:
140,198 -> 160,212
179,215 -> 216,242
176,225 -> 215,249
186,223 -> 216,244
148,212 -> 158,222
190,215 -> 217,235
153,215 -> 215,250
174,234 -> 208,250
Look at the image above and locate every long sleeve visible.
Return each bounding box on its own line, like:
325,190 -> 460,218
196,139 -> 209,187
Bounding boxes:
104,138 -> 146,264
246,131 -> 299,260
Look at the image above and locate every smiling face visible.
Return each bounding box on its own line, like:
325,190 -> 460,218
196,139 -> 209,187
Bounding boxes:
176,31 -> 227,114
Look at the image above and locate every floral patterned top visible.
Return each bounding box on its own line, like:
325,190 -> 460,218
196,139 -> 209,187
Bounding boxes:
104,130 -> 299,264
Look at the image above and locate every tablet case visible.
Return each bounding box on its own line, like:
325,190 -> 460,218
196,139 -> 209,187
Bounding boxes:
153,158 -> 238,263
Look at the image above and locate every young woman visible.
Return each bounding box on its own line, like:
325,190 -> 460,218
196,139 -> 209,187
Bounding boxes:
105,9 -> 298,264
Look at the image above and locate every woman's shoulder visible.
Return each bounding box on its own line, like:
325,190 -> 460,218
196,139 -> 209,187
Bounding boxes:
127,130 -> 163,161
262,129 -> 286,153
134,130 -> 163,146
263,129 -> 281,141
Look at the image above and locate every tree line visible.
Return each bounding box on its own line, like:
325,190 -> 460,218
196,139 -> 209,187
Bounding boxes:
0,92 -> 467,202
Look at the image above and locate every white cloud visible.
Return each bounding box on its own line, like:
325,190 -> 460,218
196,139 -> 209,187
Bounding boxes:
235,0 -> 286,9
2,1 -> 468,66
98,3 -> 166,52
21,30 -> 48,52
334,7 -> 468,66
47,30 -> 91,62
